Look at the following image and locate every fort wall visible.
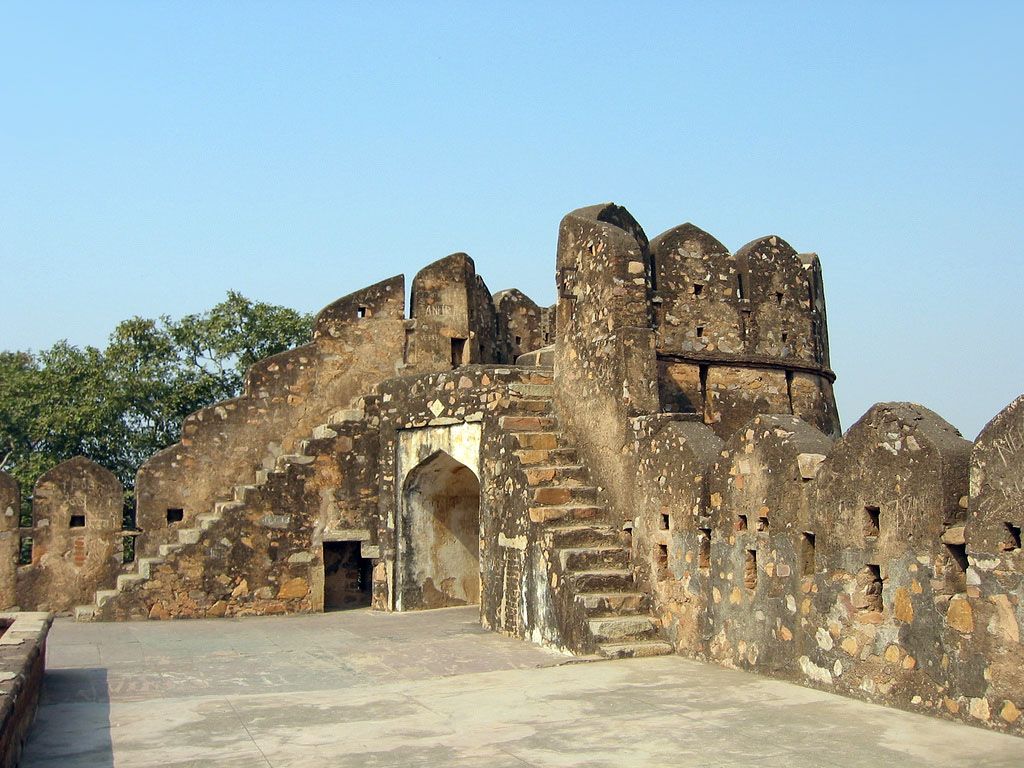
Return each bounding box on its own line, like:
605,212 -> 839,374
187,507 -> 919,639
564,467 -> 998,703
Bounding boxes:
1,202 -> 1021,737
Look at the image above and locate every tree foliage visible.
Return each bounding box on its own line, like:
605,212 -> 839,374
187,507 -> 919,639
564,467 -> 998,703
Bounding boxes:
0,292 -> 312,507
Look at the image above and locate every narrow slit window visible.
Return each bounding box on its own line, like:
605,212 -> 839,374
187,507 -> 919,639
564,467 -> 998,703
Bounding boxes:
776,291 -> 784,305
696,325 -> 704,338
166,508 -> 184,524
864,506 -> 880,538
122,536 -> 136,564
942,542 -> 969,593
450,337 -> 466,368
649,254 -> 658,291
656,543 -> 669,579
781,332 -> 788,343
736,274 -> 746,301
514,335 -> 522,346
1004,522 -> 1021,551
698,528 -> 711,570
69,514 -> 86,528
268,541 -> 280,563
859,563 -> 883,613
402,327 -> 413,364
737,514 -> 748,531
18,537 -> 32,565
744,550 -> 757,590
800,532 -> 816,576
660,512 -> 670,531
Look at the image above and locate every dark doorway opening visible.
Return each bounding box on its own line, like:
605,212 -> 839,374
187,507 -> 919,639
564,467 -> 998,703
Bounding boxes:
323,541 -> 372,610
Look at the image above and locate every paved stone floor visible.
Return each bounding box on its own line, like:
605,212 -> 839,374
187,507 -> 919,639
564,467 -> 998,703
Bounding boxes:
20,606 -> 1024,767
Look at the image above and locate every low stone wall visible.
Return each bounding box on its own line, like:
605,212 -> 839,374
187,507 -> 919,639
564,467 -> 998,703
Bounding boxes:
0,612 -> 52,768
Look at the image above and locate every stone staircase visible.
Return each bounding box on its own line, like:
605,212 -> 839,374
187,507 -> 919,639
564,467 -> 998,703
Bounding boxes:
499,393 -> 673,659
74,405 -> 374,621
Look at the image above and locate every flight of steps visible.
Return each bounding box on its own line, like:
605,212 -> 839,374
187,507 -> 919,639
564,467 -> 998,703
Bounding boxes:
74,406 -> 375,621
500,386 -> 673,659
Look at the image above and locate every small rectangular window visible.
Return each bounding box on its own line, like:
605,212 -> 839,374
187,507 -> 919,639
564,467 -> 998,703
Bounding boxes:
450,337 -> 466,368
696,325 -> 704,338
656,543 -> 669,579
744,550 -> 757,590
698,528 -> 711,570
514,335 -> 522,346
781,332 -> 788,343
776,291 -> 784,305
1004,522 -> 1021,551
693,283 -> 704,297
737,514 -> 748,531
356,306 -> 369,319
800,532 -> 815,576
757,516 -> 769,532
122,536 -> 136,564
70,514 -> 86,528
659,512 -> 670,531
864,506 -> 880,538
166,508 -> 184,524
860,563 -> 883,613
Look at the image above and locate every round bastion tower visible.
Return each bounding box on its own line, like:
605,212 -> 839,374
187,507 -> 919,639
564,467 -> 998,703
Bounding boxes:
648,223 -> 840,438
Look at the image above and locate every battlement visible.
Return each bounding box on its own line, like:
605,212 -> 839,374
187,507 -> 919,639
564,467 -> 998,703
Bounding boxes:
1,201 -> 1020,738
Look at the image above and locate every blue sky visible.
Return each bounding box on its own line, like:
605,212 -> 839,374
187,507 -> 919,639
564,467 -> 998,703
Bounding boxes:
1,2 -> 1021,439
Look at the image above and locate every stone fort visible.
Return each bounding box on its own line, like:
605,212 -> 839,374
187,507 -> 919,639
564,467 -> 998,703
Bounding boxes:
2,203 -> 1022,736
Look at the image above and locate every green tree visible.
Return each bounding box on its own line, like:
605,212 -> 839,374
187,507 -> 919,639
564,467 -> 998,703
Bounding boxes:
0,292 -> 312,514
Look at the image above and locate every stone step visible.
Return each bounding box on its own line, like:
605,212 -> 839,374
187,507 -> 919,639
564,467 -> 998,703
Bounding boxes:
532,485 -> 597,505
568,569 -> 634,592
178,528 -> 202,545
513,432 -> 564,451
524,465 -> 588,486
598,640 -> 675,659
509,398 -> 553,414
514,449 -> 554,466
312,423 -> 339,440
545,525 -> 623,549
509,383 -> 553,398
328,408 -> 365,424
529,504 -> 603,524
138,557 -> 164,578
498,415 -> 557,432
276,453 -> 315,470
546,447 -> 580,464
588,615 -> 659,642
159,543 -> 183,557
559,546 -> 630,572
95,589 -> 119,607
233,485 -> 259,503
197,514 -> 220,530
214,500 -> 245,515
574,591 -> 651,616
116,573 -> 146,591
74,605 -> 95,622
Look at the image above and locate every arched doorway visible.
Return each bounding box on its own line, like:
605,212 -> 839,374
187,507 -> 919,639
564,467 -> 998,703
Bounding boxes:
400,451 -> 481,609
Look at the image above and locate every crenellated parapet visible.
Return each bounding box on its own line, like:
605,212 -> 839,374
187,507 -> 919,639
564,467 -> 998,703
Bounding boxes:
4,200 -> 1021,737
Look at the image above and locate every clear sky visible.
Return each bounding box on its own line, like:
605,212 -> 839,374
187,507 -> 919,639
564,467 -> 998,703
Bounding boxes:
1,2 -> 1021,439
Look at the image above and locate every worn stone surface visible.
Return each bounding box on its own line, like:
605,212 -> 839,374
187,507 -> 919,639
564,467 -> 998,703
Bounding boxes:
16,459 -> 123,613
0,611 -> 53,768
20,609 -> 1024,768
4,201 -> 1023,740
